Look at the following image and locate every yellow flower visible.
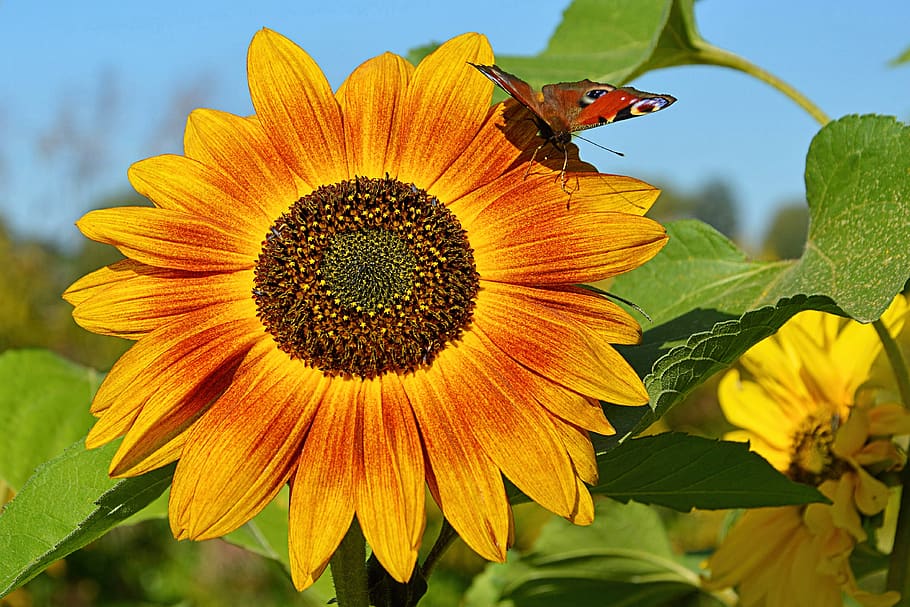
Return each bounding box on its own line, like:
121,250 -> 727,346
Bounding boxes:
706,499 -> 899,607
705,298 -> 910,606
63,30 -> 668,589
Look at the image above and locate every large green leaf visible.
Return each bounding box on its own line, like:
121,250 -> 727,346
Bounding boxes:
493,0 -> 673,85
0,349 -> 101,489
465,499 -> 725,607
609,114 -> 910,430
590,432 -> 824,510
0,440 -> 174,597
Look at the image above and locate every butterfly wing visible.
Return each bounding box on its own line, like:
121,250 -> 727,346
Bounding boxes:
573,84 -> 676,131
469,64 -> 546,116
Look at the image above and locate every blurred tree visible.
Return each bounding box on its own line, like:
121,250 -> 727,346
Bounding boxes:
0,195 -> 142,371
692,179 -> 739,240
760,201 -> 809,260
646,177 -> 741,241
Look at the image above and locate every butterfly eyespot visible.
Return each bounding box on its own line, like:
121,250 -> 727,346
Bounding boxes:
580,86 -> 615,106
631,97 -> 671,115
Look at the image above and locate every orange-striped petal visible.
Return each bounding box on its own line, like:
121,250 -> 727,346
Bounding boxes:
445,330 -> 579,518
337,53 -> 413,178
247,28 -> 346,188
403,366 -> 510,562
429,103 -> 538,205
76,207 -> 259,271
288,377 -> 360,590
471,205 -> 668,285
354,376 -> 425,582
183,109 -> 299,220
474,284 -> 648,405
170,346 -> 325,539
390,33 -> 493,187
129,154 -> 270,239
86,300 -> 259,448
63,259 -> 139,308
70,266 -> 253,338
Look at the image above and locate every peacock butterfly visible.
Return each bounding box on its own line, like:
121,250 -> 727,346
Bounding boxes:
470,63 -> 676,190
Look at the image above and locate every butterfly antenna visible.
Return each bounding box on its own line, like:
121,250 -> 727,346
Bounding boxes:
574,134 -> 624,157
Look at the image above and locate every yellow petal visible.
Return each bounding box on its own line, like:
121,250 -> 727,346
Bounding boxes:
337,52 -> 413,178
390,33 -> 493,187
440,329 -> 579,518
70,266 -> 253,339
473,284 -> 648,405
183,109 -> 299,220
128,154 -> 273,239
105,310 -> 265,474
247,28 -> 346,187
77,207 -> 258,271
170,347 -> 325,539
472,206 -> 667,285
288,377 -> 360,590
355,376 -> 425,582
403,365 -> 510,562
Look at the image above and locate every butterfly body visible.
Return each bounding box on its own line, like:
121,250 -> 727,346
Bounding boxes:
470,63 -> 675,189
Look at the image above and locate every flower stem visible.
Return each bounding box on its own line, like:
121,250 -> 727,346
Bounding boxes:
693,44 -> 831,127
421,518 -> 459,578
874,319 -> 910,602
330,518 -> 370,607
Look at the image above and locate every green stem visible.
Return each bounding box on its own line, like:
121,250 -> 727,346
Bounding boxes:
421,519 -> 459,578
692,45 -> 831,127
875,319 -> 910,410
874,319 -> 910,602
330,518 -> 370,607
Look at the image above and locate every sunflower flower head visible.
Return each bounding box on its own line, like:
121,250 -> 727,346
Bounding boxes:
704,297 -> 910,607
64,29 -> 669,590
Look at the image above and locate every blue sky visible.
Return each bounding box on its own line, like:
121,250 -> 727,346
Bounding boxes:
1,1 -> 908,249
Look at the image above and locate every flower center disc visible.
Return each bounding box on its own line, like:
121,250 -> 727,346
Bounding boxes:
788,412 -> 846,484
253,176 -> 479,379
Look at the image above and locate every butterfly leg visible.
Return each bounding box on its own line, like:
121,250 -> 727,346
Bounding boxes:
524,143 -> 545,181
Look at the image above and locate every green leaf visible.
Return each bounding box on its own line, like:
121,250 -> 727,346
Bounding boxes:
610,114 -> 910,428
0,440 -> 174,597
492,0 -> 673,85
0,349 -> 101,489
465,500 -> 725,607
224,487 -> 291,568
590,433 -> 826,511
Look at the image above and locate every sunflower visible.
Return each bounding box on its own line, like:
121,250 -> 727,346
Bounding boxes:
64,29 -> 668,589
704,299 -> 910,607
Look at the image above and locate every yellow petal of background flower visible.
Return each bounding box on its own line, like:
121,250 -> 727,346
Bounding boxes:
389,33 -> 493,187
77,207 -> 259,271
474,284 -> 648,405
337,52 -> 414,178
717,370 -> 797,453
171,347 -> 325,539
289,377 -> 360,590
404,366 -> 510,562
472,207 -> 667,285
247,28 -> 347,188
355,377 -> 426,582
183,109 -> 300,220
